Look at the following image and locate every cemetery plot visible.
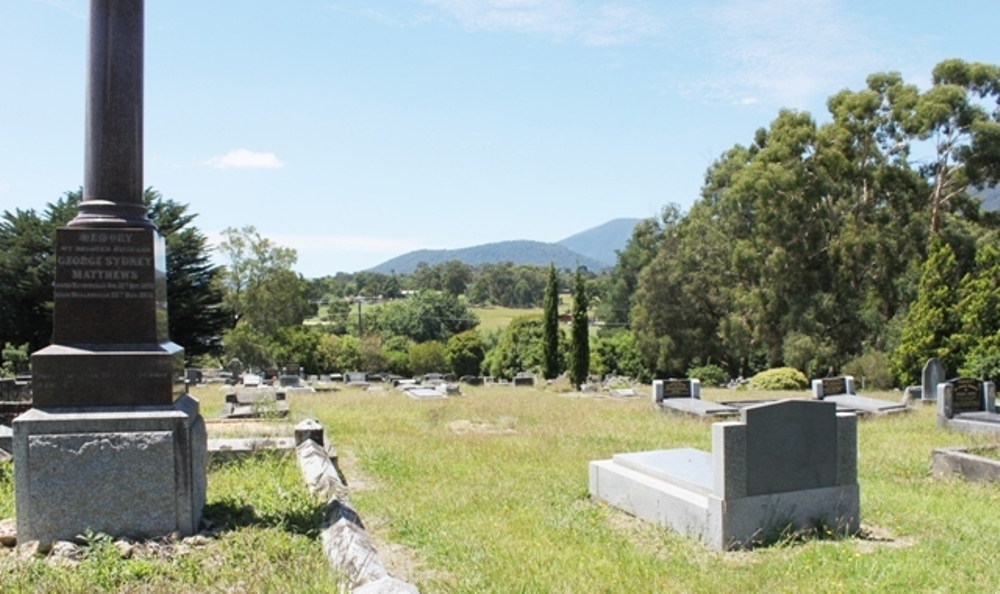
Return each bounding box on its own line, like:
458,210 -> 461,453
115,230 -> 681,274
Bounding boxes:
812,375 -> 909,416
221,387 -> 289,419
937,378 -> 1000,435
653,378 -> 738,418
590,399 -> 860,550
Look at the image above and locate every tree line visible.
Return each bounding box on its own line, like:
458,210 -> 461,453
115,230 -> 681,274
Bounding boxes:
621,59 -> 1000,388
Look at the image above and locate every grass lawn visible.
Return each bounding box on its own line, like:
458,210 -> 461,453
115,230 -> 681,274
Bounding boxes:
5,384 -> 1000,592
470,305 -> 542,332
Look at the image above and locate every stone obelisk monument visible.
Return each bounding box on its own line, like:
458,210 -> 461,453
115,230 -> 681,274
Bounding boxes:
14,0 -> 206,544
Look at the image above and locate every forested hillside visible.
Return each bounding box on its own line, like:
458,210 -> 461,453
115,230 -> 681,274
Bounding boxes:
368,240 -> 606,274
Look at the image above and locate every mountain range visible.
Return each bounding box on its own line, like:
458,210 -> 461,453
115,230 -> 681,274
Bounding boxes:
368,218 -> 641,274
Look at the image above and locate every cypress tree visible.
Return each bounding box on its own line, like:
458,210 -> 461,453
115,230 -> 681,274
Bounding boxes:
570,267 -> 590,388
542,263 -> 561,379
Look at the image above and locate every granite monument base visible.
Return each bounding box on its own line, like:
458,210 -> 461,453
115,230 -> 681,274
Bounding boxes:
31,343 -> 184,408
13,394 -> 206,544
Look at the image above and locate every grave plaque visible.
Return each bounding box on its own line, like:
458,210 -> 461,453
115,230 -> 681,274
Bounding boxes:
661,379 -> 693,398
950,378 -> 985,415
821,377 -> 847,397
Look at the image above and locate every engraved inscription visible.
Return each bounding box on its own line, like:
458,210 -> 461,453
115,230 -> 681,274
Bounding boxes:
951,378 -> 984,414
821,377 -> 847,396
660,379 -> 693,399
54,230 -> 155,301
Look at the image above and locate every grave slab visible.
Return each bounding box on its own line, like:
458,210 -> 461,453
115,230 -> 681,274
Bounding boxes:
405,388 -> 447,400
590,399 -> 859,550
812,375 -> 908,416
937,379 -> 1000,435
653,378 -> 738,418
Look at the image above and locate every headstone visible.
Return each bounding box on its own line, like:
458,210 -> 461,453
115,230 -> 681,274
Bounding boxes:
227,358 -> 244,378
185,368 -> 203,385
922,358 -> 946,402
14,0 -> 205,544
938,378 -> 996,420
278,375 -> 302,388
812,376 -> 853,399
513,373 -> 535,387
652,379 -> 700,403
346,372 -> 367,384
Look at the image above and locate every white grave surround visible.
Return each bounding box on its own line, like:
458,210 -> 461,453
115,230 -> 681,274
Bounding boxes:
13,394 -> 207,544
590,399 -> 859,550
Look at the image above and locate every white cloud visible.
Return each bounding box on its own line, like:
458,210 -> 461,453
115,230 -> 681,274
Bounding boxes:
205,149 -> 284,170
425,0 -> 663,46
683,0 -> 885,108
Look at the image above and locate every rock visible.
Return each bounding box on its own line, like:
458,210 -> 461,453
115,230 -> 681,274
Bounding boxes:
116,540 -> 135,559
50,541 -> 82,560
0,518 -> 16,548
18,540 -> 48,559
182,534 -> 211,547
354,576 -> 420,594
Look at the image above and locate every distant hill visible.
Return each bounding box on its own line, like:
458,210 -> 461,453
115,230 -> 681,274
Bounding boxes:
556,218 -> 642,266
368,240 -> 607,275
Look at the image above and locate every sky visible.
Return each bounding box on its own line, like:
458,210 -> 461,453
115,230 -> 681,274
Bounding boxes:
2,0 -> 999,278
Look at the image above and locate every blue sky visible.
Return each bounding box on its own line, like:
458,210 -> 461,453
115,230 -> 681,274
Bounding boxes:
2,0 -> 998,278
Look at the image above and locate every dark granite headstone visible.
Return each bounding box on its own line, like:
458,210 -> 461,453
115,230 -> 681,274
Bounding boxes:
28,0 -> 183,408
31,227 -> 183,407
949,378 -> 987,415
15,0 -> 205,545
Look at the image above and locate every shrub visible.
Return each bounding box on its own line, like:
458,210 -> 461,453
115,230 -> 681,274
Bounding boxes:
687,363 -> 728,387
842,350 -> 896,390
409,341 -> 447,376
749,367 -> 808,391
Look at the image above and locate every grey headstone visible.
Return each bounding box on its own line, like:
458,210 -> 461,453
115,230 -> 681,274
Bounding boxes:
922,358 -> 946,401
743,400 -> 837,495
278,375 -> 301,388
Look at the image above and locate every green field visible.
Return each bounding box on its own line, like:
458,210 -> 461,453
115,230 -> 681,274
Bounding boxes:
469,305 -> 542,331
6,385 -> 999,592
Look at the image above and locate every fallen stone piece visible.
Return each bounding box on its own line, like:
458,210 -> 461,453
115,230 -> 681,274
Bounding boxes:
0,518 -> 16,547
354,576 -> 421,594
297,431 -> 419,592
